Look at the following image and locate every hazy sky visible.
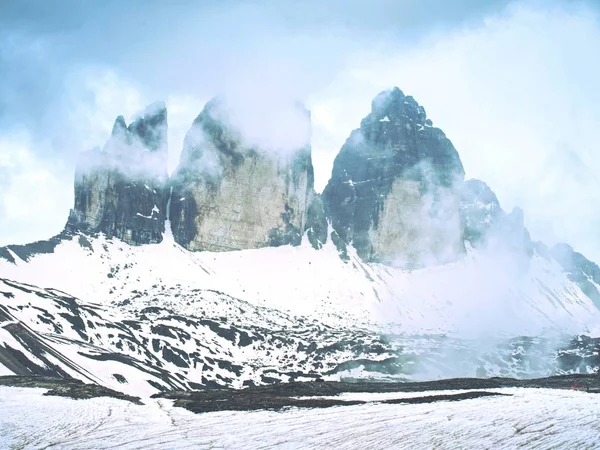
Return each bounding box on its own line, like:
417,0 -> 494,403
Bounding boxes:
2,0 -> 600,262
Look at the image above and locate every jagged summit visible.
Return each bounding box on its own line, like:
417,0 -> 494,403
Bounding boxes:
111,115 -> 128,137
65,102 -> 169,246
106,102 -> 168,155
323,87 -> 465,268
1,86 -> 597,288
103,101 -> 168,163
127,100 -> 168,151
459,178 -> 533,278
460,179 -> 531,251
365,87 -> 432,132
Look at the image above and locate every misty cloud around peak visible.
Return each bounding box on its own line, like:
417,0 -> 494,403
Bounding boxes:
77,101 -> 168,181
200,93 -> 312,156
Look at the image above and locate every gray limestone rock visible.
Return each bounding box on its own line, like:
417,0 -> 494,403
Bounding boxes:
460,179 -> 533,257
65,102 -> 169,245
169,97 -> 315,252
460,179 -> 503,245
323,87 -> 465,268
304,192 -> 328,250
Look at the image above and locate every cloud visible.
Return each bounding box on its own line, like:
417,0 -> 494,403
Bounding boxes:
0,132 -> 72,243
210,92 -> 312,156
1,0 -> 600,267
309,0 -> 600,261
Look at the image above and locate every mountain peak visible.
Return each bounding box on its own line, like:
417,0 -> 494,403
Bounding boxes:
65,103 -> 169,245
364,87 -> 430,129
323,88 -> 464,267
127,101 -> 168,153
111,115 -> 128,137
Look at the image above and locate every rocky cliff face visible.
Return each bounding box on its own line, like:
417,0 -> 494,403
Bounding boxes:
304,193 -> 328,250
169,97 -> 318,251
323,87 -> 465,268
460,179 -> 532,255
65,102 -> 169,245
19,86 -> 593,283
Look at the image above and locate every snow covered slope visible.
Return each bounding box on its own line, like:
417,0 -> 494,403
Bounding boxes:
3,88 -> 599,396
1,227 -> 600,395
2,227 -> 599,335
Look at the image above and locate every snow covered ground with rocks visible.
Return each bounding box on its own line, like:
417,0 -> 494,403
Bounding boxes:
2,230 -> 600,395
1,386 -> 598,449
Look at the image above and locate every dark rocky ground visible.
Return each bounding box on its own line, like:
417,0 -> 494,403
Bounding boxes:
0,375 -> 142,404
154,373 -> 600,414
155,388 -> 509,413
2,373 -> 599,414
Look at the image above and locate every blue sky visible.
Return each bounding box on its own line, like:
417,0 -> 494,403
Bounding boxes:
2,0 -> 600,261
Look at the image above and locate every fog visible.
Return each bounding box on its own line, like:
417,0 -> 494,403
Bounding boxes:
1,1 -> 600,263
0,0 -> 588,252
77,101 -> 169,182
199,92 -> 312,157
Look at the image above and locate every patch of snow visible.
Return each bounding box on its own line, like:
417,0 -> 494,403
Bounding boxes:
5,248 -> 21,264
1,387 -> 600,449
379,116 -> 390,122
0,363 -> 12,376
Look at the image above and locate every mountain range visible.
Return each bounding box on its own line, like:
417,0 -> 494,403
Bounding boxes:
1,87 -> 600,396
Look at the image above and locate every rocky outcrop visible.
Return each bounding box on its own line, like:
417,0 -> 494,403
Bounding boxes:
460,179 -> 532,255
304,193 -> 328,250
65,102 -> 169,245
551,243 -> 600,308
169,97 -> 316,251
323,87 -> 465,268
0,376 -> 141,404
0,232 -> 69,264
460,179 -> 503,245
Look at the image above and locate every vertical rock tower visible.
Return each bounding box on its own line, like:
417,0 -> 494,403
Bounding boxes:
66,102 -> 169,245
169,97 -> 318,251
323,88 -> 465,267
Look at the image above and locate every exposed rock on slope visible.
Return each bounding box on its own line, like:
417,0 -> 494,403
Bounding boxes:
0,232 -> 69,264
169,97 -> 316,251
0,376 -> 141,404
551,243 -> 600,308
460,179 -> 532,256
2,235 -> 600,395
460,179 -> 503,245
323,87 -> 465,268
65,102 -> 169,245
304,194 -> 328,250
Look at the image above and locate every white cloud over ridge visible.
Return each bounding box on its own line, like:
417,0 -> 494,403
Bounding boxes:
1,0 -> 600,264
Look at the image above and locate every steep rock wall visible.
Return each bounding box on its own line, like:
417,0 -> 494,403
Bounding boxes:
323,87 -> 465,267
65,102 -> 168,245
169,98 -> 317,251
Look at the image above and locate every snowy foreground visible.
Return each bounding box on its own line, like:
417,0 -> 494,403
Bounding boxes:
1,386 -> 599,449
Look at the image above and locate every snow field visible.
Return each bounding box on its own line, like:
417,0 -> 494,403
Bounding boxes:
1,386 -> 599,449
